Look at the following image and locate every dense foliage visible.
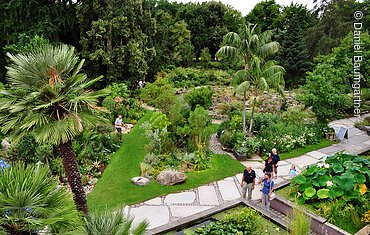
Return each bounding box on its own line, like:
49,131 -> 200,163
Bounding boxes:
289,153 -> 370,233
187,208 -> 261,234
219,106 -> 325,156
0,163 -> 81,234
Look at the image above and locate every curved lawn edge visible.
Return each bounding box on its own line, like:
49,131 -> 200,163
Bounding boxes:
87,111 -> 245,212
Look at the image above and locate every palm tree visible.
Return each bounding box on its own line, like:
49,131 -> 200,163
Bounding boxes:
0,45 -> 109,214
83,210 -> 148,235
0,163 -> 81,234
216,23 -> 281,134
235,56 -> 285,133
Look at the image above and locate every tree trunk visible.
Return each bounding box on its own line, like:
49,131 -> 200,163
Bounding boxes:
248,96 -> 256,133
59,141 -> 88,214
243,89 -> 246,134
107,22 -> 113,52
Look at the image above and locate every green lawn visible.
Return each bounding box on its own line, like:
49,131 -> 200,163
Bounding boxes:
280,139 -> 335,160
88,111 -> 244,212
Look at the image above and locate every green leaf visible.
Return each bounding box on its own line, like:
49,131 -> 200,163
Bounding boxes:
317,175 -> 330,187
330,186 -> 344,198
303,187 -> 316,198
297,196 -> 306,205
317,189 -> 330,199
305,165 -> 318,176
354,173 -> 366,184
337,174 -> 355,191
332,162 -> 344,173
293,175 -> 306,184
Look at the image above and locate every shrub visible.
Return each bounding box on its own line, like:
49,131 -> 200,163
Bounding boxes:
291,153 -> 370,205
102,83 -> 145,123
235,138 -> 261,157
185,86 -> 214,110
193,208 -> 261,234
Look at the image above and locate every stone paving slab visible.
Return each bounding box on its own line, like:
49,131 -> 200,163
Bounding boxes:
277,160 -> 291,166
164,191 -> 195,204
276,164 -> 295,177
240,161 -> 264,168
170,205 -> 213,218
306,151 -> 327,160
285,155 -> 319,169
235,173 -> 243,184
198,186 -> 220,206
145,197 -> 162,205
129,205 -> 170,229
218,180 -> 240,201
318,145 -> 343,155
254,169 -> 265,178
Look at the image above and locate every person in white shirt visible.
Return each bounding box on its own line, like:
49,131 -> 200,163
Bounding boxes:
115,115 -> 123,133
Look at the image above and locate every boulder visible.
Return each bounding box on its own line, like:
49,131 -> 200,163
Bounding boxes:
156,170 -> 188,186
131,176 -> 150,186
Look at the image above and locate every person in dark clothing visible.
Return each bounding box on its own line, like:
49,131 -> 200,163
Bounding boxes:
271,148 -> 280,179
263,155 -> 275,178
241,164 -> 256,200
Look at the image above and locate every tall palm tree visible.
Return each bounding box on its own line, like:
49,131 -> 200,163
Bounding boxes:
235,56 -> 285,133
216,23 -> 281,134
0,45 -> 109,214
0,163 -> 81,234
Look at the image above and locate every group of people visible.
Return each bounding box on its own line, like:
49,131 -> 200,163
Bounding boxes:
240,148 -> 297,210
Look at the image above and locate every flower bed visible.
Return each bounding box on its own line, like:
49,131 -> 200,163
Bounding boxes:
279,152 -> 370,234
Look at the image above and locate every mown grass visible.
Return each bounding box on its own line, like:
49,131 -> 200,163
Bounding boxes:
280,139 -> 335,160
87,111 -> 244,212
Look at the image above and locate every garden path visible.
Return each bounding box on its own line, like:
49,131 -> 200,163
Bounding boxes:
126,113 -> 370,232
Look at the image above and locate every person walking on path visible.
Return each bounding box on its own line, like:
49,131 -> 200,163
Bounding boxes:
258,172 -> 274,210
241,164 -> 256,200
263,155 -> 275,178
271,148 -> 280,179
115,115 -> 124,134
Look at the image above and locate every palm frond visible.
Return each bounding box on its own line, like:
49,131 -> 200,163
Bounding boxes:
216,46 -> 238,60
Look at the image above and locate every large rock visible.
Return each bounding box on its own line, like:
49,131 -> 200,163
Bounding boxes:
131,176 -> 150,186
156,171 -> 188,186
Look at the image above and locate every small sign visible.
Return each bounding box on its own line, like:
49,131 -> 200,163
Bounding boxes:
337,127 -> 348,141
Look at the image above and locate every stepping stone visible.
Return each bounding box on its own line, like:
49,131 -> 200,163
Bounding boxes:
123,205 -> 130,216
285,155 -> 319,169
223,177 -> 234,181
255,169 -> 265,178
129,205 -> 169,229
276,160 -> 290,166
363,140 -> 370,145
198,186 -> 219,205
319,146 -> 342,155
235,173 -> 243,184
170,205 -> 213,218
218,180 -> 240,201
240,161 -> 264,169
306,151 -> 327,160
164,191 -> 195,204
276,164 -> 295,176
145,197 -> 162,205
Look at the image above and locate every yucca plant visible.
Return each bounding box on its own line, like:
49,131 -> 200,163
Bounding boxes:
0,44 -> 109,214
83,210 -> 148,235
0,163 -> 81,234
